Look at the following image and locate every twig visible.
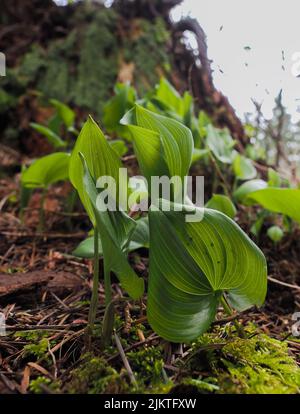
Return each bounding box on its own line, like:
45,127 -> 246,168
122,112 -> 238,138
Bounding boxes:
122,155 -> 136,162
268,276 -> 300,291
113,331 -> 137,386
50,291 -> 70,311
47,342 -> 58,379
211,313 -> 240,326
107,334 -> 160,362
2,231 -> 86,239
5,324 -> 86,332
22,206 -> 87,218
183,342 -> 227,366
0,243 -> 15,266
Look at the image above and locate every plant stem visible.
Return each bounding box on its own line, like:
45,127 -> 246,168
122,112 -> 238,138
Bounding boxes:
38,188 -> 47,232
104,263 -> 112,307
88,228 -> 100,329
66,188 -> 77,230
19,185 -> 32,225
220,295 -> 246,338
209,154 -> 231,198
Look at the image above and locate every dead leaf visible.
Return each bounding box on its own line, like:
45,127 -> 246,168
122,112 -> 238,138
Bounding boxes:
20,365 -> 31,394
118,61 -> 135,84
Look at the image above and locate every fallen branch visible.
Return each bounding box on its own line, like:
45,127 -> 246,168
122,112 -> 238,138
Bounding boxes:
268,276 -> 300,291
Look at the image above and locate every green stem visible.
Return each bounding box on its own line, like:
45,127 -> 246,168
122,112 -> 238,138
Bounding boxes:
88,228 -> 100,330
209,154 -> 231,198
38,188 -> 47,232
220,295 -> 246,338
104,263 -> 112,307
19,185 -> 32,225
66,188 -> 77,230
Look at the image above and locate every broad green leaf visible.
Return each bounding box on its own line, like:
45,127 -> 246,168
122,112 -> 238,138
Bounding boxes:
109,139 -> 128,157
268,168 -> 282,187
234,179 -> 268,204
103,83 -> 136,135
152,79 -> 195,127
121,104 -> 193,196
233,153 -> 257,180
121,122 -> 168,186
235,178 -> 300,223
50,99 -> 75,129
246,143 -> 266,161
245,188 -> 300,224
147,200 -> 267,342
148,81 -> 200,145
30,123 -> 66,149
127,216 -> 149,250
73,217 -> 149,258
21,152 -> 70,189
206,125 -> 235,164
205,194 -> 237,219
80,154 -> 144,299
69,116 -> 122,224
198,111 -> 211,139
48,113 -> 62,135
153,78 -> 183,115
191,148 -> 210,164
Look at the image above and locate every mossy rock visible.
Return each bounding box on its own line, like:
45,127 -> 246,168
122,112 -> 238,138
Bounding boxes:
183,329 -> 300,394
1,4 -> 172,123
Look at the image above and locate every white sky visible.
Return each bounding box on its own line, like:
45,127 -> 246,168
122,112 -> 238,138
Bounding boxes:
172,0 -> 300,121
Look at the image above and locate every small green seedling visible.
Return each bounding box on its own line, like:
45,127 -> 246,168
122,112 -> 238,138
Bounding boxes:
30,123 -> 67,149
30,99 -> 76,149
267,225 -> 284,243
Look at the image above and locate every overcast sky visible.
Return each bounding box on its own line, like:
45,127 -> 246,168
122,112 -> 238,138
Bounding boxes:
172,0 -> 300,121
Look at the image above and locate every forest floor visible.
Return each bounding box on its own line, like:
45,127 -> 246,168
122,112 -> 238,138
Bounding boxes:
0,157 -> 300,394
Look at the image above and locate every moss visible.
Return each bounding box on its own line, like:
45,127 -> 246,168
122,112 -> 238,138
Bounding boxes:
67,353 -> 129,394
3,127 -> 19,142
180,377 -> 220,393
23,338 -> 50,359
8,8 -> 118,118
18,330 -> 56,361
73,9 -> 118,114
1,4 -> 173,145
127,346 -> 164,387
183,328 -> 300,394
0,89 -> 17,112
14,330 -> 50,341
219,335 -> 300,394
123,18 -> 171,93
20,45 -> 46,81
29,376 -> 61,394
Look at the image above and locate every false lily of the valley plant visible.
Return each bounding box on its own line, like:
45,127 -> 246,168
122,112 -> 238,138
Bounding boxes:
69,105 -> 268,344
69,116 -> 144,338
